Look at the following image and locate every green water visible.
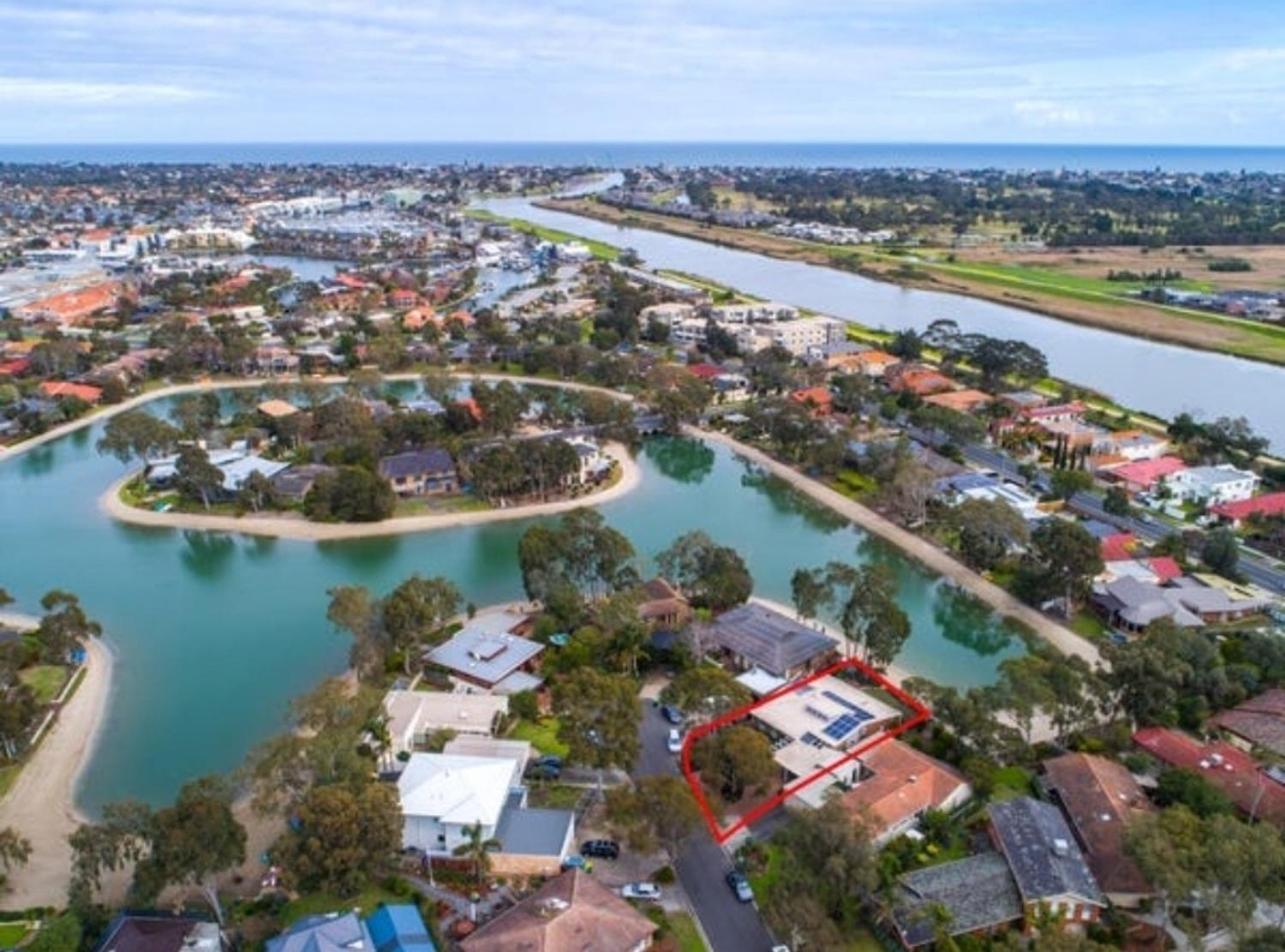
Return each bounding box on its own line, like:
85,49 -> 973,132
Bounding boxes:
0,394 -> 1024,813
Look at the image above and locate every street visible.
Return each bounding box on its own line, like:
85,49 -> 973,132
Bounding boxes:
634,700 -> 779,952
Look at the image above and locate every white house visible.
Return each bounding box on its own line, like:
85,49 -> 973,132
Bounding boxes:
1165,464 -> 1260,505
382,690 -> 509,760
398,753 -> 523,855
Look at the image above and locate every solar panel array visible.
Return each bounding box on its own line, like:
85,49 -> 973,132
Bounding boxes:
823,711 -> 866,741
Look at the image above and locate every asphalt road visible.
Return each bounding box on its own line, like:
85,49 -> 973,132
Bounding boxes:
634,701 -> 778,952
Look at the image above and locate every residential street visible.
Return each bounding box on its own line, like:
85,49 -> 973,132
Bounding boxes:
634,700 -> 779,952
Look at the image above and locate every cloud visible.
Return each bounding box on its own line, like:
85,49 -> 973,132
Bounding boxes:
0,76 -> 207,105
1012,99 -> 1096,128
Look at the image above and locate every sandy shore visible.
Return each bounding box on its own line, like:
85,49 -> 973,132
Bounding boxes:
100,442 -> 641,541
697,427 -> 1100,667
0,637 -> 114,910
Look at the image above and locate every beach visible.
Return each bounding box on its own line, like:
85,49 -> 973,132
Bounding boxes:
99,442 -> 640,541
0,636 -> 114,910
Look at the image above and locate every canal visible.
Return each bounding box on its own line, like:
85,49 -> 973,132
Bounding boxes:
480,194 -> 1285,451
0,391 -> 1024,814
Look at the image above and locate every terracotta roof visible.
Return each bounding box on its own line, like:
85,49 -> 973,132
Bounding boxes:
1042,753 -> 1153,898
39,380 -> 102,404
839,740 -> 969,838
1210,690 -> 1285,758
686,362 -> 723,380
1133,727 -> 1285,826
1101,533 -> 1138,562
888,366 -> 957,396
17,280 -> 123,324
1212,492 -> 1285,523
460,870 -> 657,951
923,388 -> 992,413
1148,556 -> 1183,583
1104,456 -> 1188,489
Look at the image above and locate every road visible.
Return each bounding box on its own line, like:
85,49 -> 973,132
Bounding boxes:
634,701 -> 778,952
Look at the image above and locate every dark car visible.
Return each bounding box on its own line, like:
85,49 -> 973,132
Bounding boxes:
726,870 -> 754,903
527,762 -> 561,780
660,705 -> 684,725
580,839 -> 620,860
534,754 -> 563,769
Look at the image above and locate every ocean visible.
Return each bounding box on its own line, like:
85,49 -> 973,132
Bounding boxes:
2,141 -> 1285,172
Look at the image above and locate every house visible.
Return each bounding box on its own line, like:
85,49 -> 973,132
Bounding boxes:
378,448 -> 458,497
96,914 -> 223,952
256,399 -> 300,420
850,349 -> 902,378
1040,753 -> 1154,907
267,913 -> 369,952
1210,689 -> 1285,759
893,852 -> 1024,948
271,464 -> 336,503
565,436 -> 613,485
1133,727 -> 1285,826
988,797 -> 1106,927
789,386 -> 833,416
39,380 -> 103,405
1093,575 -> 1267,633
398,751 -> 575,873
1166,464 -> 1260,505
839,740 -> 972,844
923,388 -> 992,414
366,905 -> 436,952
16,280 -> 124,325
753,674 -> 902,805
422,613 -> 544,693
687,602 -> 838,680
1210,491 -> 1285,527
935,472 -> 1042,521
886,364 -> 957,397
382,689 -> 509,758
636,577 -> 693,629
460,870 -> 657,952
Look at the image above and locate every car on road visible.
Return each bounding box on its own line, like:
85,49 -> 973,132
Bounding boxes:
726,869 -> 754,903
667,728 -> 683,753
580,839 -> 620,860
660,704 -> 684,724
620,882 -> 661,901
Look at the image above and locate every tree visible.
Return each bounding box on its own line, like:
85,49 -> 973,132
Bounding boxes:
518,509 -> 636,602
471,380 -> 528,436
327,585 -> 386,680
304,467 -> 396,522
1014,519 -> 1103,616
130,775 -> 246,924
660,666 -> 753,715
1049,468 -> 1093,500
692,725 -> 776,802
1103,486 -> 1132,517
169,392 -> 221,437
36,589 -> 101,664
791,567 -> 829,621
802,562 -> 910,668
453,821 -> 502,887
237,469 -> 279,513
656,531 -> 753,613
1155,768 -> 1233,818
25,913 -> 81,952
1202,527 -> 1241,579
646,365 -> 712,432
887,329 -> 923,359
949,498 -> 1029,571
174,444 -> 223,510
552,669 -> 640,770
381,575 -> 461,672
605,775 -> 703,854
97,411 -> 180,465
277,782 -> 402,896
0,828 -> 30,893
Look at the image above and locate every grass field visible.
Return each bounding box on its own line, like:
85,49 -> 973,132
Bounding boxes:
278,885 -> 407,927
664,912 -> 708,952
508,717 -> 569,757
466,209 -> 621,261
19,665 -> 68,704
0,923 -> 30,948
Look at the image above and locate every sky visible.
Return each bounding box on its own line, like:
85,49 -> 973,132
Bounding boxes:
1,0 -> 1283,145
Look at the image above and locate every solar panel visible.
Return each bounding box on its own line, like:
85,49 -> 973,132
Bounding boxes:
822,690 -> 870,716
823,712 -> 865,741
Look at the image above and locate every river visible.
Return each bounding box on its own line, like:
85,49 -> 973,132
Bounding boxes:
0,390 -> 1024,814
480,194 -> 1285,450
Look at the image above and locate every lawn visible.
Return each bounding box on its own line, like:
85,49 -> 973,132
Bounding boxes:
278,885 -> 408,927
1069,611 -> 1111,640
525,782 -> 583,810
0,923 -> 30,948
663,912 -> 708,952
508,717 -> 569,758
0,766 -> 19,800
19,665 -> 68,704
989,765 -> 1035,801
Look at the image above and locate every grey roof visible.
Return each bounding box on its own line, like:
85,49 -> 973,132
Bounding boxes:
495,802 -> 575,857
692,603 -> 835,677
424,619 -> 543,687
378,448 -> 455,480
988,797 -> 1105,907
271,463 -> 335,499
893,852 -> 1023,947
266,913 -> 371,952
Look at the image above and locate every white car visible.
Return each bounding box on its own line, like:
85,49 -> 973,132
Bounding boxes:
666,728 -> 683,753
620,882 -> 662,902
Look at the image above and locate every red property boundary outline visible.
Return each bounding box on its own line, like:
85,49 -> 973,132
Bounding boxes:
679,657 -> 932,843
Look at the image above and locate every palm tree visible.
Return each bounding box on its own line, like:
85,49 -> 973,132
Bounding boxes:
453,822 -> 501,887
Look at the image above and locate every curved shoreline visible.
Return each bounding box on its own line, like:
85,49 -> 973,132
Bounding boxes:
0,636 -> 114,910
695,426 -> 1100,666
99,442 -> 641,540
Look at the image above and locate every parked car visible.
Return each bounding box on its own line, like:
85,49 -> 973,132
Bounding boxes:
726,870 -> 753,903
620,882 -> 661,902
667,728 -> 683,753
534,754 -> 563,769
580,839 -> 620,860
527,761 -> 561,780
561,854 -> 587,871
660,704 -> 684,725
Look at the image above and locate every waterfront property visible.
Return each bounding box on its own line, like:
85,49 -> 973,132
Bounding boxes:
378,448 -> 459,497
422,612 -> 544,694
687,602 -> 838,680
382,689 -> 508,760
838,740 -> 972,845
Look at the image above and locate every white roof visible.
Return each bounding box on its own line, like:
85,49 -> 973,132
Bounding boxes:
397,753 -> 521,827
383,689 -> 509,747
735,667 -> 788,697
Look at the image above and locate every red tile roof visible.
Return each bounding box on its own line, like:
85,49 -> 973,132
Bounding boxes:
0,357 -> 31,377
39,381 -> 103,404
1101,533 -> 1137,562
687,362 -> 724,380
1211,492 -> 1285,523
839,740 -> 970,839
1105,456 -> 1188,489
1133,727 -> 1285,826
1148,556 -> 1183,583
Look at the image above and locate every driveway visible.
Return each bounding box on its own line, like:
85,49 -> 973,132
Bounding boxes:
634,700 -> 778,952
